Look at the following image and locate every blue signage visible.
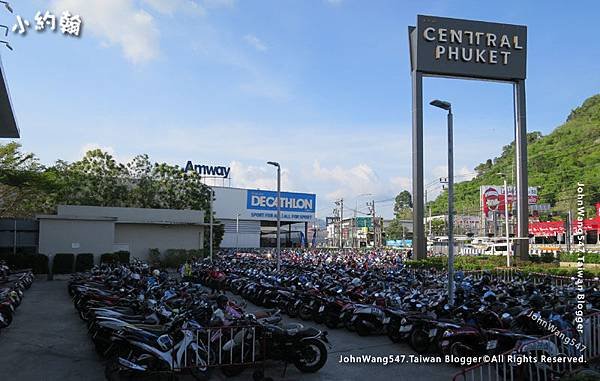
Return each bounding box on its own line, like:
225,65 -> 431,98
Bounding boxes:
246,190 -> 316,213
386,239 -> 413,248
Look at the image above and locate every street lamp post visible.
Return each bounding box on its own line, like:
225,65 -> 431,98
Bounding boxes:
498,173 -> 512,267
267,161 -> 281,272
209,189 -> 214,262
430,99 -> 455,305
235,212 -> 241,253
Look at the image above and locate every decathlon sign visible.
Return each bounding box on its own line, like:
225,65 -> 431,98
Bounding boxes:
247,190 -> 316,213
185,161 -> 231,178
412,15 -> 527,80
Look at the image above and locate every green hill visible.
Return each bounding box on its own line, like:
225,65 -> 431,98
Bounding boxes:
429,94 -> 600,218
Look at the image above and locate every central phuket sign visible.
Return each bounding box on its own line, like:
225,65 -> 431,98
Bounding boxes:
247,190 -> 316,213
412,15 -> 527,80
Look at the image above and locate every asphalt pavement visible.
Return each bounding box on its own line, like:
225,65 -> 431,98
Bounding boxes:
0,279 -> 458,381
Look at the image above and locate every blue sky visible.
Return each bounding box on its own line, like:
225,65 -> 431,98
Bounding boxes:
2,0 -> 599,218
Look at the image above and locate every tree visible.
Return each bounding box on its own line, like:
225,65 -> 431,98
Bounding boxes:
0,144 -> 225,247
430,219 -> 446,236
0,143 -> 58,217
385,219 -> 409,241
394,190 -> 413,219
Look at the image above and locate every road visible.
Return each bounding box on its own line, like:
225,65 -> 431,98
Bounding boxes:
0,279 -> 459,381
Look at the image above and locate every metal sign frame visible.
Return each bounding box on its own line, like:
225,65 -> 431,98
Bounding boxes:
409,15 -> 529,260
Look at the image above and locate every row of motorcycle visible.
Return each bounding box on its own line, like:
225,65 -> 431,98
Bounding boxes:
0,261 -> 35,332
69,263 -> 330,380
196,253 -> 599,362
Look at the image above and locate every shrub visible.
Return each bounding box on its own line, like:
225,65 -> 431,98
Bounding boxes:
148,248 -> 161,266
560,252 -> 600,264
115,251 -> 130,264
75,253 -> 94,272
32,254 -> 49,274
540,252 -> 555,263
0,253 -> 49,273
52,253 -> 75,274
187,249 -> 206,260
100,253 -> 119,264
163,249 -> 190,269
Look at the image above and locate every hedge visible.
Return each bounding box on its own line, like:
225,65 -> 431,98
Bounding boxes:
148,248 -> 161,266
75,253 -> 94,272
53,253 -> 75,274
32,254 -> 49,274
560,252 -> 600,264
161,249 -> 206,268
100,253 -> 119,264
115,251 -> 130,264
0,253 -> 49,274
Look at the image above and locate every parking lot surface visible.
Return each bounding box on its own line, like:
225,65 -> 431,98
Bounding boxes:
0,280 -> 458,381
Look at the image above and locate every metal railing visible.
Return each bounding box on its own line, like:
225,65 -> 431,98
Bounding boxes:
459,268 -> 599,287
187,324 -> 265,370
452,312 -> 600,381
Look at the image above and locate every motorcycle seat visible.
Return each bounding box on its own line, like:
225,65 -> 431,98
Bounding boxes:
133,323 -> 168,333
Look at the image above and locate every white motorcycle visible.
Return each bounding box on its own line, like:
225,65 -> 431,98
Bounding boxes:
105,316 -> 210,381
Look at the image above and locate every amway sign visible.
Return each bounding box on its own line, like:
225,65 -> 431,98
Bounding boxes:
247,190 -> 316,213
185,161 -> 230,178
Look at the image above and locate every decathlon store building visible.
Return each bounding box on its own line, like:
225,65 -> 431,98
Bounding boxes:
212,186 -> 316,249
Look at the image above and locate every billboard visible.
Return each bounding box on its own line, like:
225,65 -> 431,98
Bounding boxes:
246,190 -> 316,213
414,15 -> 527,81
481,185 -> 538,218
212,187 -> 315,223
355,217 -> 373,228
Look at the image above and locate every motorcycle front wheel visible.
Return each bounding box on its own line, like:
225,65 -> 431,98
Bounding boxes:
294,339 -> 328,373
409,328 -> 431,354
287,303 -> 299,318
386,323 -> 402,343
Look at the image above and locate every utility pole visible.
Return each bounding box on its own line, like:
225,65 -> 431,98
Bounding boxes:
267,161 -> 281,271
339,198 -> 344,248
372,200 -> 377,247
566,209 -> 572,252
334,199 -> 344,248
353,203 -> 357,248
367,200 -> 378,247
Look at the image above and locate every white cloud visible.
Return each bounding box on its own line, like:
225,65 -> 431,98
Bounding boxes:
52,0 -> 160,64
77,143 -> 136,164
79,143 -> 115,157
229,161 -> 295,191
203,0 -> 235,9
312,161 -> 381,201
390,176 -> 411,190
243,34 -> 267,52
142,0 -> 206,16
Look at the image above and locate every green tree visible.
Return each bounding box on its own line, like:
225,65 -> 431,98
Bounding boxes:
385,219 -> 409,240
394,190 -> 413,219
0,143 -> 57,217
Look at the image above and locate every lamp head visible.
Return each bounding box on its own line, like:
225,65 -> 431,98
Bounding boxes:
267,161 -> 280,168
430,99 -> 451,111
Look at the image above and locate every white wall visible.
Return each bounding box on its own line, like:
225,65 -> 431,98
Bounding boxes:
114,223 -> 204,260
219,219 -> 260,248
38,218 -> 115,257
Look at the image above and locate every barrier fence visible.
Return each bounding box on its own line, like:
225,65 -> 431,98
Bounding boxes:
452,312 -> 600,381
459,268 -> 599,287
185,324 -> 265,370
